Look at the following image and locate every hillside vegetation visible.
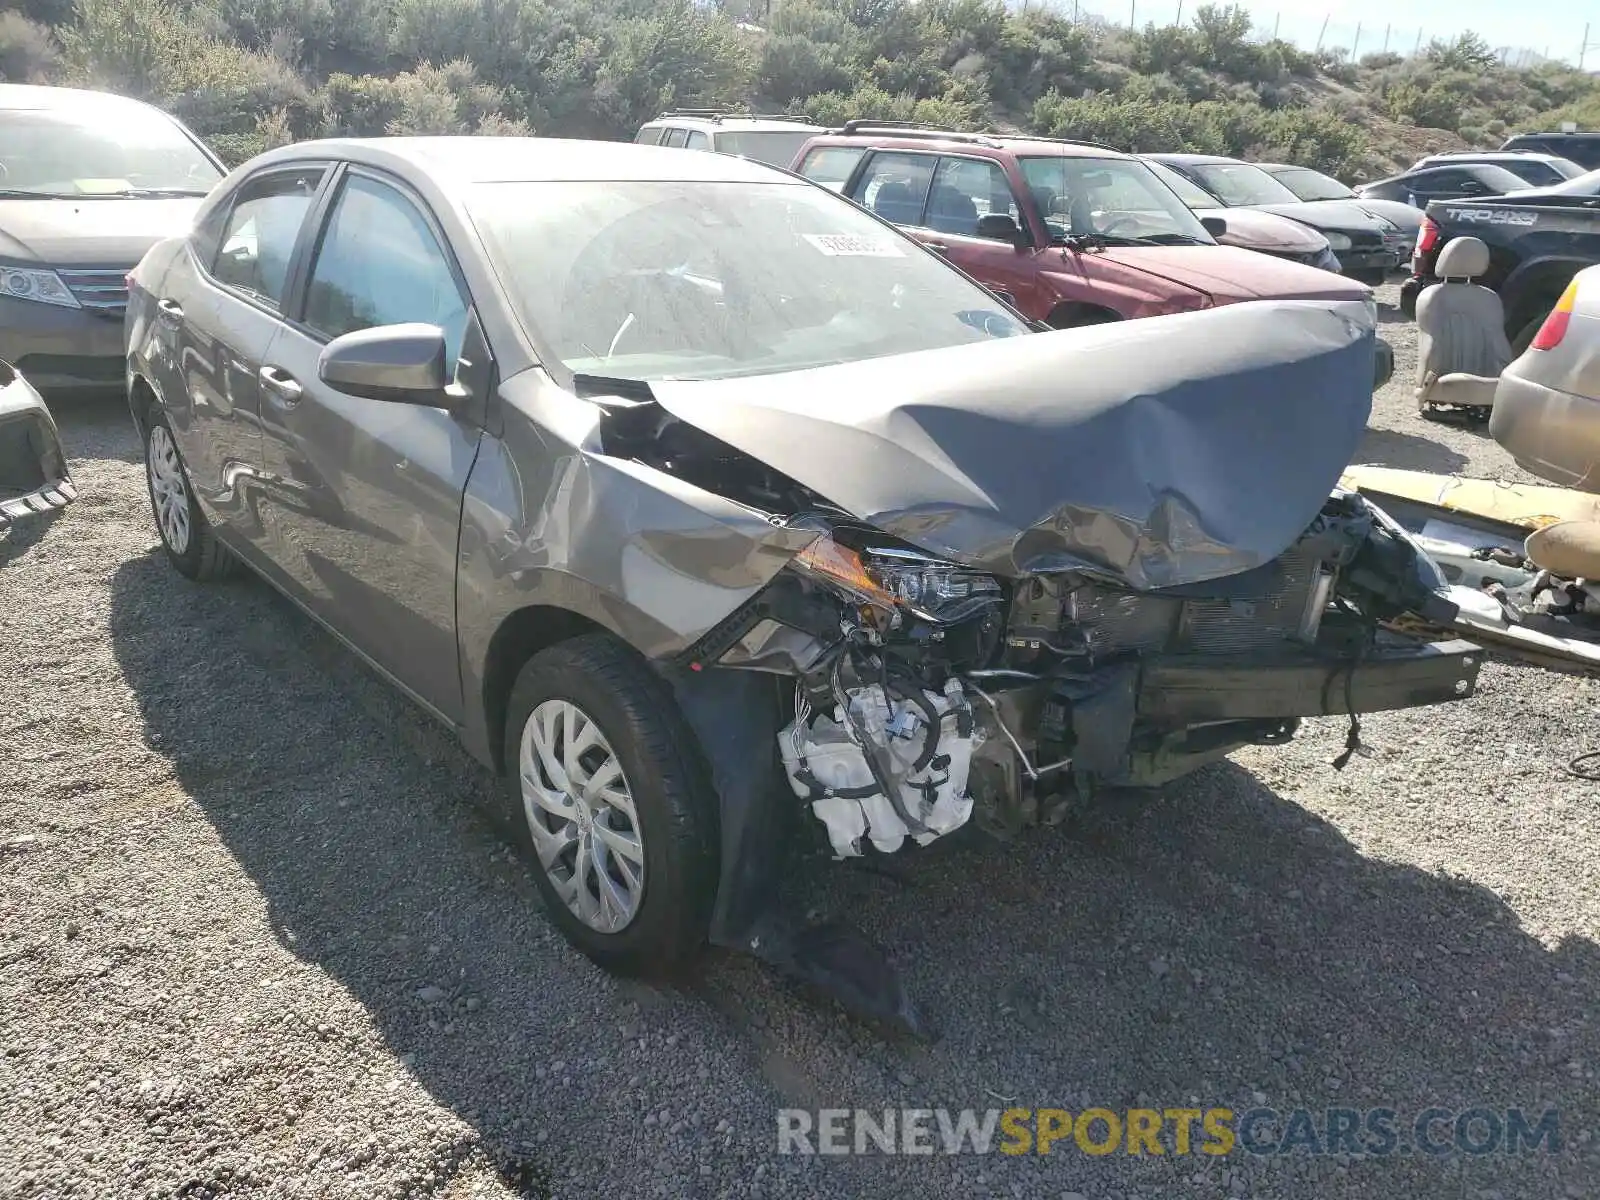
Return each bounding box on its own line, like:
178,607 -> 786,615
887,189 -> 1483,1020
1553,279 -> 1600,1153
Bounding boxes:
2,0 -> 1599,179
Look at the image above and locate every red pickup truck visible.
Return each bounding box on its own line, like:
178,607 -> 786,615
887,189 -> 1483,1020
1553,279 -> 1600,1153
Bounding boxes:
792,126 -> 1393,386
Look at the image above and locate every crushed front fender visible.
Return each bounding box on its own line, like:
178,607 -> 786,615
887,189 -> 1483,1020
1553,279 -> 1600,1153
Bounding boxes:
0,360 -> 76,527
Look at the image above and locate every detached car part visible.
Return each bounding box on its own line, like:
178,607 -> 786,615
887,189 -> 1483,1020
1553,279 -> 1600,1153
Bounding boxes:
0,360 -> 75,527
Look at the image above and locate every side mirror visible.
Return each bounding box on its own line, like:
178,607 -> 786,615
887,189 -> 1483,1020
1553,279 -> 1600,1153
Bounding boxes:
1200,215 -> 1228,238
975,213 -> 1029,248
318,323 -> 456,406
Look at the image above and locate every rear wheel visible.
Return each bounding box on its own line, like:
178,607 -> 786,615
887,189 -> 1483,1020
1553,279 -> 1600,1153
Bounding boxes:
1510,306 -> 1555,357
142,412 -> 234,581
501,634 -> 718,975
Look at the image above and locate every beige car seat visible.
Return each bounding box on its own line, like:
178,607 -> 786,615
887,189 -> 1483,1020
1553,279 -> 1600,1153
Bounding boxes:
1415,237 -> 1513,417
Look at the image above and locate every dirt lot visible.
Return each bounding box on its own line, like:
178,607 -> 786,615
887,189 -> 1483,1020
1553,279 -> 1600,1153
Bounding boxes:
3,288 -> 1599,1199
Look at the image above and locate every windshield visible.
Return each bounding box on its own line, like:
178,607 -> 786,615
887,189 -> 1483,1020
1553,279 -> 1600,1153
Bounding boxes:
1460,164 -> 1536,193
716,130 -> 817,169
467,180 -> 1028,383
0,106 -> 220,198
1491,157 -> 1583,185
1533,167 -> 1600,197
1184,162 -> 1303,206
1143,159 -> 1222,209
1269,167 -> 1354,201
1018,156 -> 1213,244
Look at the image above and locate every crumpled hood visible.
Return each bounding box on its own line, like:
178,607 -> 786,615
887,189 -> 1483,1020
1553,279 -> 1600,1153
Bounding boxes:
649,299 -> 1376,591
1245,198 -> 1388,234
0,198 -> 202,266
1096,244 -> 1366,302
1198,205 -> 1328,253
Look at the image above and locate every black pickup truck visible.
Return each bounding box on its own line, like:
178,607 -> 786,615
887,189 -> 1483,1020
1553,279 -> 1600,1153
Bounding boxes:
1400,195 -> 1600,350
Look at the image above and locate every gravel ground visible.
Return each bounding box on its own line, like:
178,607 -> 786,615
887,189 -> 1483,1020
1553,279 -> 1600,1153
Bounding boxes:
4,286 -> 1600,1200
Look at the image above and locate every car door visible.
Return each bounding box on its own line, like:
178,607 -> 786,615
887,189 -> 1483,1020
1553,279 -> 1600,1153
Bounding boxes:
913,155 -> 1039,309
253,167 -> 486,720
149,164 -> 329,536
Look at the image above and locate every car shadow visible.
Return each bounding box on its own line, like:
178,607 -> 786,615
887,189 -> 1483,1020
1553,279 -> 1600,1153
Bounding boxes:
47,390 -> 142,465
1355,426 -> 1471,474
107,552 -> 1598,1195
0,507 -> 62,567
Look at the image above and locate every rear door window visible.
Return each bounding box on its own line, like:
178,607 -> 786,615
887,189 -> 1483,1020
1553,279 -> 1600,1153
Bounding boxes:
849,152 -> 935,227
797,145 -> 867,192
635,127 -> 663,145
210,167 -> 325,311
685,130 -> 710,151
661,128 -> 689,149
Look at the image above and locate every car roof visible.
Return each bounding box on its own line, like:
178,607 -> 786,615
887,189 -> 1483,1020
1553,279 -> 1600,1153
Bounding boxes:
1147,153 -> 1239,165
1419,151 -> 1562,163
0,83 -> 167,113
246,136 -> 802,189
801,128 -> 1129,159
642,113 -> 825,133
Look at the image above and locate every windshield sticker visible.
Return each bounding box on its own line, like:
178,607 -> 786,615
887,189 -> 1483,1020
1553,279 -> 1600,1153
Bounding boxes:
1443,208 -> 1538,226
803,233 -> 906,257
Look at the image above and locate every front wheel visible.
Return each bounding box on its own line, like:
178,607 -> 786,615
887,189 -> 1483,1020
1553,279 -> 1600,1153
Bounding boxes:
501,634 -> 718,975
142,412 -> 234,581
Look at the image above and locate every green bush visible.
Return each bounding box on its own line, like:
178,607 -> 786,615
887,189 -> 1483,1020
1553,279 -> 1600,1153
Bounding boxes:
10,0 -> 1600,183
0,12 -> 60,82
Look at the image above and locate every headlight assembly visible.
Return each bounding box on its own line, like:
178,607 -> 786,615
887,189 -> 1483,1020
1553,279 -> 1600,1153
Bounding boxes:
791,533 -> 1001,623
0,265 -> 80,309
1324,231 -> 1353,253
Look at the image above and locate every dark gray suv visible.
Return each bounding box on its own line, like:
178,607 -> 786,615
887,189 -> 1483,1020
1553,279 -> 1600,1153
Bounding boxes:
124,136 -> 1479,1027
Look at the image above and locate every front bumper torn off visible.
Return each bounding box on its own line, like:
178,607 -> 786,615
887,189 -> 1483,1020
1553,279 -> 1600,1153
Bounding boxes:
0,360 -> 76,528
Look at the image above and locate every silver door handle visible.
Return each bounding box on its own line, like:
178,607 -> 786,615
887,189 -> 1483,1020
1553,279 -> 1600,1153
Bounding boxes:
259,365 -> 303,405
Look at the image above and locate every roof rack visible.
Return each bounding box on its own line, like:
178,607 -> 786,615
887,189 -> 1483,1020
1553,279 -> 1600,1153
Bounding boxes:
830,120 -> 1125,153
654,109 -> 820,124
834,121 -> 1002,145
991,132 -> 1126,153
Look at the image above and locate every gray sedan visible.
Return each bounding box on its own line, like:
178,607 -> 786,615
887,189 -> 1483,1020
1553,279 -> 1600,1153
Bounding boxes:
124,137 -> 1479,1027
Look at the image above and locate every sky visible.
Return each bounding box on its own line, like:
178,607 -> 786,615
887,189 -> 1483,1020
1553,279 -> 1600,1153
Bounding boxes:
1068,0 -> 1600,67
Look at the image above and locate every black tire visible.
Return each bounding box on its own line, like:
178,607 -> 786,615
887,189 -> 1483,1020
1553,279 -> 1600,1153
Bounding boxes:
141,410 -> 235,582
1048,307 -> 1118,330
500,633 -> 718,976
1510,307 -> 1553,357
1350,268 -> 1389,287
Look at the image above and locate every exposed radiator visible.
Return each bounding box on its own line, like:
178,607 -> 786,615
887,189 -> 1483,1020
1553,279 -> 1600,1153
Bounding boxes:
1059,549 -> 1326,658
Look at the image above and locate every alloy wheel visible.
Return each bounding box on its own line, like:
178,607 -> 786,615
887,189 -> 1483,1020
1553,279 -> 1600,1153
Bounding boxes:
146,424 -> 191,556
518,698 -> 646,933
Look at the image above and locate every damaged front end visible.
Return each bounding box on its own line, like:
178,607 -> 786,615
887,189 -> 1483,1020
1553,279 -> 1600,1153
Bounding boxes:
577,301 -> 1481,1032
679,490 -> 1478,864
0,360 -> 76,528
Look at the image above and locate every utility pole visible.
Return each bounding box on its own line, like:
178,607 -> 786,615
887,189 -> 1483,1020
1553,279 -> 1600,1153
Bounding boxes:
1414,28 -> 1423,57
1129,0 -> 1135,29
1174,0 -> 1183,28
1273,13 -> 1281,40
1351,22 -> 1361,59
1382,24 -> 1390,53
1072,0 -> 1079,24
1584,23 -> 1593,72
1315,14 -> 1328,51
